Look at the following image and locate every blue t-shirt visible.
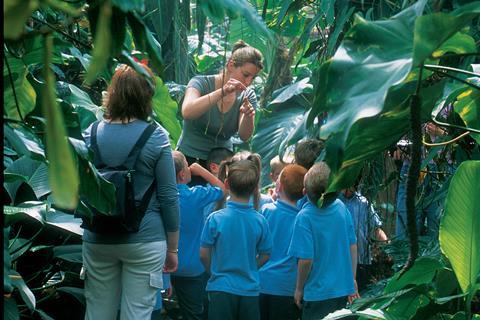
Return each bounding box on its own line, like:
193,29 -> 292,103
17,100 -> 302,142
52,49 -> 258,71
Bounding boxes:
200,201 -> 272,296
259,200 -> 299,296
288,199 -> 357,302
175,184 -> 223,277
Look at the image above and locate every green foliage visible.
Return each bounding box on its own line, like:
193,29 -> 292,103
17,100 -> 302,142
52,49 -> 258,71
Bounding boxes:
152,76 -> 182,146
42,34 -> 79,209
307,0 -> 479,192
252,78 -> 312,185
440,161 -> 480,294
454,88 -> 480,144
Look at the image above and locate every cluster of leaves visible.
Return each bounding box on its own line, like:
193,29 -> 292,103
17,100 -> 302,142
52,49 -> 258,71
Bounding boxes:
3,0 -> 185,318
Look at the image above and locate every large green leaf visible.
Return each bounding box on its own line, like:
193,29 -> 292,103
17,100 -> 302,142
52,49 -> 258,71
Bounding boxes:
112,0 -> 144,13
3,0 -> 39,39
45,208 -> 83,236
9,270 -> 35,311
310,0 -> 479,190
4,123 -> 45,160
199,0 -> 273,42
412,2 -> 480,65
252,80 -> 311,186
85,1 -> 112,84
61,83 -> 102,131
3,201 -> 47,226
3,61 -> 37,120
326,80 -> 444,192
453,88 -> 480,144
69,137 -> 116,216
310,0 -> 426,143
385,289 -> 430,319
42,35 -> 79,209
384,257 -> 443,293
127,12 -> 164,77
439,160 -> 480,294
151,76 -> 182,147
53,245 -> 82,264
4,227 -> 13,293
324,308 -> 389,319
4,156 -> 50,201
3,296 -> 19,320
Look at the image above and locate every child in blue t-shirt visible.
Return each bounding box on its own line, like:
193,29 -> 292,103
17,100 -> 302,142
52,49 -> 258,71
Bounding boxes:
288,162 -> 359,320
171,151 -> 225,320
259,164 -> 307,320
200,154 -> 273,320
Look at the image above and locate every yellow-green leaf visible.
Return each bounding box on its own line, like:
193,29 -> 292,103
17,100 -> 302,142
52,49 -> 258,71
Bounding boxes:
151,76 -> 181,147
439,160 -> 480,294
4,0 -> 39,39
85,1 -> 112,84
42,34 -> 79,208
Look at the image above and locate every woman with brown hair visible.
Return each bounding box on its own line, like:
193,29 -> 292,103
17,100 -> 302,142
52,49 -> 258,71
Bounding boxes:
81,64 -> 180,319
177,40 -> 264,184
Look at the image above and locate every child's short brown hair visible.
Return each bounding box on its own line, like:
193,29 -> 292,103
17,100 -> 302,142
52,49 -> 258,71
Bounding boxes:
294,139 -> 325,169
280,164 -> 308,202
304,162 -> 331,205
226,158 -> 260,199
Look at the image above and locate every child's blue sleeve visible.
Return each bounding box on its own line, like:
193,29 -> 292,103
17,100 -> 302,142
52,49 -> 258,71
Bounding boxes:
288,214 -> 314,259
257,217 -> 273,254
200,214 -> 218,247
346,208 -> 357,245
191,185 -> 224,208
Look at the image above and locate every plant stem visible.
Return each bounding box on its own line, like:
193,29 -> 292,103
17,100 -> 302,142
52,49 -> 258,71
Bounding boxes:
399,66 -> 423,277
423,131 -> 471,147
31,16 -> 91,49
4,54 -> 24,121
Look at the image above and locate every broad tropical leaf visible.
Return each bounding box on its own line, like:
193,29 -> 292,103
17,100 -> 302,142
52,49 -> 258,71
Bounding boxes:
4,123 -> 45,160
3,0 -> 39,39
4,201 -> 47,226
60,83 -> 103,131
42,35 -> 79,209
85,1 -> 112,84
3,62 -> 37,120
252,79 -> 312,185
439,160 -> 480,294
4,156 -> 50,201
9,270 -> 35,311
152,76 -> 182,146
45,208 -> 83,236
198,0 -> 273,42
453,88 -> 480,144
413,2 -> 480,65
384,257 -> 443,293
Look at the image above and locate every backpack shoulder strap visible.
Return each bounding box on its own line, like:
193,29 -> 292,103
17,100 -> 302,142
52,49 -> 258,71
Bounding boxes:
124,122 -> 158,169
90,121 -> 106,167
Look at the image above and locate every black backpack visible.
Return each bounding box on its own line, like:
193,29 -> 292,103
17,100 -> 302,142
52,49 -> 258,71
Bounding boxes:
80,121 -> 157,235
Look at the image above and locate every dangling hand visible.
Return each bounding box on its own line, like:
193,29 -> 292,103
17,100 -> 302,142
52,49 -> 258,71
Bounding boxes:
240,97 -> 255,119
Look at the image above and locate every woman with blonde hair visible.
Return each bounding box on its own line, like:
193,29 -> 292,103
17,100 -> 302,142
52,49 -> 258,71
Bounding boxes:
178,40 -> 264,185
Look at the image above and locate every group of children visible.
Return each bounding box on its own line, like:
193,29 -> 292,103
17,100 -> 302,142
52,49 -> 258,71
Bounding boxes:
156,139 -> 387,320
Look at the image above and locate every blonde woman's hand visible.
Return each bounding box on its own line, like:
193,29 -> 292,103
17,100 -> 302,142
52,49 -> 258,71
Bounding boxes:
222,78 -> 246,96
240,97 -> 255,118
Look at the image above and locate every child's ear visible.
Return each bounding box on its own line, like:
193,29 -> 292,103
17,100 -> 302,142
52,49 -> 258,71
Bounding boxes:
210,163 -> 219,174
302,187 -> 306,195
224,178 -> 231,191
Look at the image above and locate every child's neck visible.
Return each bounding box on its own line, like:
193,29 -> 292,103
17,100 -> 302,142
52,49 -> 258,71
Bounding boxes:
279,195 -> 297,207
229,193 -> 250,203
